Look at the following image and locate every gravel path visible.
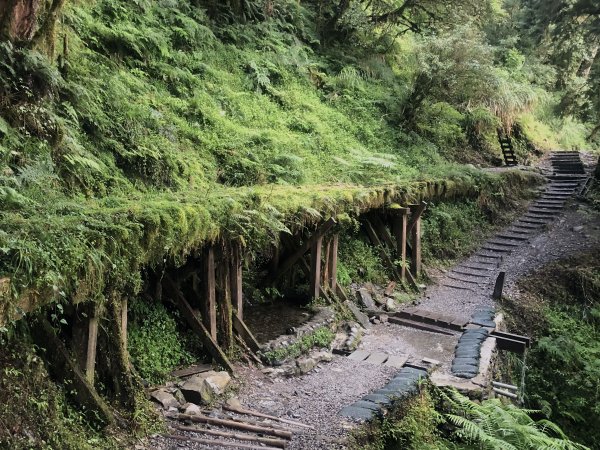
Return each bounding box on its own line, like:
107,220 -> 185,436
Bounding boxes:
148,152 -> 599,450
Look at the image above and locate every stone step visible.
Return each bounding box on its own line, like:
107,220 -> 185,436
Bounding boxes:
481,245 -> 513,253
487,239 -> 521,247
384,354 -> 410,368
348,350 -> 370,362
364,352 -> 389,365
452,268 -> 490,278
495,233 -> 529,241
447,273 -> 485,284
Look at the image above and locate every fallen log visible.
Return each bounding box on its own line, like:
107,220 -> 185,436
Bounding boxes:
164,434 -> 282,450
169,413 -> 293,439
223,404 -> 314,430
174,425 -> 287,449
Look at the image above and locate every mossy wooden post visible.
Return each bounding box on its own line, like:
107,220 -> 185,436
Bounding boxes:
120,297 -> 128,351
203,245 -> 217,341
310,235 -> 323,300
230,241 -> 243,320
72,302 -> 99,384
216,242 -> 234,352
322,237 -> 331,289
328,234 -> 339,292
409,202 -> 427,277
392,208 -> 409,282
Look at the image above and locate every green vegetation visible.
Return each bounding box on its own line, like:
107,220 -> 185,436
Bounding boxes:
0,329 -> 117,450
353,385 -> 587,449
503,252 -> 600,448
261,326 -> 335,363
127,298 -> 198,384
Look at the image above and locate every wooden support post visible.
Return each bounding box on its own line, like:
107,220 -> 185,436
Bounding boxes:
233,314 -> 261,353
120,297 -> 128,351
85,310 -> 99,384
310,234 -> 323,300
230,242 -> 243,321
203,246 -> 217,341
392,208 -> 409,282
32,316 -> 115,426
328,234 -> 339,292
364,220 -> 401,282
216,243 -> 233,352
164,276 -> 235,373
409,203 -> 426,277
271,218 -> 336,282
322,238 -> 331,288
492,272 -> 506,300
369,214 -> 395,250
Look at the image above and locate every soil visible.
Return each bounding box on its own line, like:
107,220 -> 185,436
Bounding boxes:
147,152 -> 600,450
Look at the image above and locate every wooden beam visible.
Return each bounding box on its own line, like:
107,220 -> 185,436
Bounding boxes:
230,242 -> 243,320
328,234 -> 339,291
164,276 -> 235,373
369,213 -> 395,250
364,219 -> 401,282
309,234 -> 323,300
233,314 -> 261,353
391,208 -> 409,282
272,218 -> 336,281
32,316 -> 115,426
203,246 -> 217,341
216,244 -> 233,352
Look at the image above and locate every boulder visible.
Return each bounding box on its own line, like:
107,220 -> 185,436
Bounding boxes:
296,357 -> 317,374
379,314 -> 389,323
345,301 -> 371,329
150,388 -> 180,409
313,351 -> 333,363
385,298 -> 397,312
181,402 -> 202,415
180,371 -> 231,404
356,288 -> 376,309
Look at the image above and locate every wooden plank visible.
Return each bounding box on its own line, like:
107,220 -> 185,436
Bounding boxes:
203,246 -> 217,341
309,234 -> 323,300
392,208 -> 409,282
272,218 -> 336,281
164,276 -> 235,373
384,354 -> 409,368
364,352 -> 389,365
364,219 -> 401,282
233,314 -> 261,353
170,363 -> 212,378
328,234 -> 339,292
230,242 -> 243,320
348,350 -> 370,361
216,244 -> 234,352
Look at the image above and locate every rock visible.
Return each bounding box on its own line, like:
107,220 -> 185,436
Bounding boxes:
182,403 -> 202,415
313,351 -> 333,363
385,298 -> 397,312
150,388 -> 180,409
180,371 -> 231,404
296,357 -> 317,374
356,288 -> 376,309
379,314 -> 389,323
345,301 -> 371,329
226,397 -> 242,409
373,319 -> 381,325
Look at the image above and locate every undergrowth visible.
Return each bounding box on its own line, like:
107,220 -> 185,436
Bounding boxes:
0,327 -> 117,450
503,251 -> 600,448
351,384 -> 587,449
127,297 -> 199,385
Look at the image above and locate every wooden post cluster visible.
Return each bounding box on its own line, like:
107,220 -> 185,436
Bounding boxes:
364,201 -> 426,289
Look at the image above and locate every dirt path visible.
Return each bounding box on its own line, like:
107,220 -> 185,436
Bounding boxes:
150,152 -> 599,450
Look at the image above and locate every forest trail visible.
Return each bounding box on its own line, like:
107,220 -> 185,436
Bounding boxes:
151,151 -> 599,449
